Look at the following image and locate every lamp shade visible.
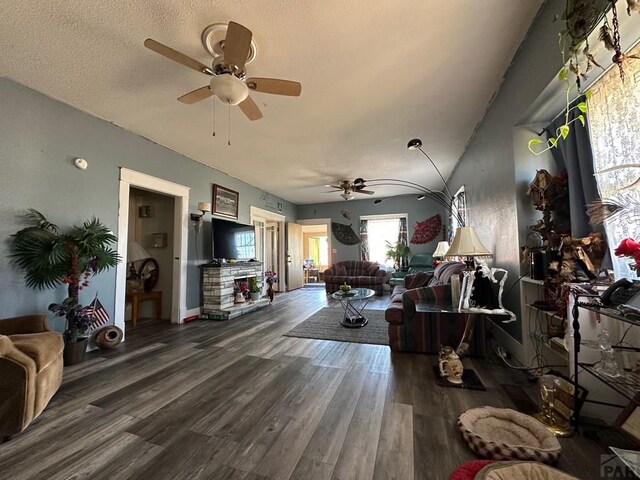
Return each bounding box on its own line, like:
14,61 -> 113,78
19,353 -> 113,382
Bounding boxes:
197,202 -> 211,213
432,241 -> 450,259
128,241 -> 151,263
445,227 -> 492,258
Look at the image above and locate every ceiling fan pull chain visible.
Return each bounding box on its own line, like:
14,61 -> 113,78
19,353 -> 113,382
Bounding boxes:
212,98 -> 216,136
228,102 -> 232,146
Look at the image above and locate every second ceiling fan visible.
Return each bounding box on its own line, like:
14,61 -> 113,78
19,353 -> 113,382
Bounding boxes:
144,21 -> 302,120
325,179 -> 374,200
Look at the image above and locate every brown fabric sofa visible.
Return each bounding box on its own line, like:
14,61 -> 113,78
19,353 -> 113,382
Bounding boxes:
383,261 -> 488,355
324,260 -> 386,296
0,314 -> 64,439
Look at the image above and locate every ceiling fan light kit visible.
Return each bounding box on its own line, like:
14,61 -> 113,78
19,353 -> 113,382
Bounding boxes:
144,20 -> 301,121
340,192 -> 355,201
209,75 -> 248,105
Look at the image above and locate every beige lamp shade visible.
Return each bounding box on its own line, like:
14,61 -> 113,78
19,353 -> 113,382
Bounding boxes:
197,202 -> 211,213
127,241 -> 151,263
432,241 -> 450,259
445,227 -> 492,259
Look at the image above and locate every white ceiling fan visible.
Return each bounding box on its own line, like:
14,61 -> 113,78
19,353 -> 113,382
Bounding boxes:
144,21 -> 302,121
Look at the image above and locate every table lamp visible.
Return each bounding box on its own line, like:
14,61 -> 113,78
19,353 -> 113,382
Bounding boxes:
432,241 -> 450,259
444,226 -> 492,269
127,241 -> 151,279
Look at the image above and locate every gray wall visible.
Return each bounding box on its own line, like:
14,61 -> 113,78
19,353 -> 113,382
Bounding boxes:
298,196 -> 447,264
446,2 -> 564,342
0,77 -> 297,330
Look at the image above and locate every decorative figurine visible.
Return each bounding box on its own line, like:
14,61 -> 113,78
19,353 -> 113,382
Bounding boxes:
438,346 -> 464,384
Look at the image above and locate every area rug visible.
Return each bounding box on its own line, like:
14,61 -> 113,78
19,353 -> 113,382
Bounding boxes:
284,307 -> 388,346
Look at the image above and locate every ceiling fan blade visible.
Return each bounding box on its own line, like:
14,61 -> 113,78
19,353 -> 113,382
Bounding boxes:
245,78 -> 302,96
144,38 -> 212,74
178,86 -> 214,104
324,184 -> 342,189
238,96 -> 263,121
355,190 -> 375,195
224,21 -> 253,71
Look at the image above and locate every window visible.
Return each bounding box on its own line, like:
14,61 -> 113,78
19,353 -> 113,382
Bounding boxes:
233,231 -> 255,259
360,214 -> 407,267
449,185 -> 467,242
588,41 -> 640,279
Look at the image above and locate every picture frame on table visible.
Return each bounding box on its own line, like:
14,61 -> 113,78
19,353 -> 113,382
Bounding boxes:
615,393 -> 640,446
212,184 -> 239,220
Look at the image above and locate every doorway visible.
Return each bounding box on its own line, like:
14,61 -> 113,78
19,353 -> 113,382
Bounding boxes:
125,188 -> 175,327
301,224 -> 329,286
251,206 -> 286,292
114,169 -> 189,338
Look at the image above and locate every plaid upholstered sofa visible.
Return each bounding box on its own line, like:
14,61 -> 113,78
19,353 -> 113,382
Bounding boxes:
324,261 -> 386,296
384,261 -> 485,355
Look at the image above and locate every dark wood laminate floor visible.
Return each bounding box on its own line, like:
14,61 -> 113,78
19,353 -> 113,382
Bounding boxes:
0,288 -> 605,479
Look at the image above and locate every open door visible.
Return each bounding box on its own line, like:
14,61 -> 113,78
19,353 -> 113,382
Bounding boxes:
286,222 -> 304,290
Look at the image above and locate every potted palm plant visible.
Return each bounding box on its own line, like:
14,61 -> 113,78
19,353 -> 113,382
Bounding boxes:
385,241 -> 411,271
10,209 -> 120,364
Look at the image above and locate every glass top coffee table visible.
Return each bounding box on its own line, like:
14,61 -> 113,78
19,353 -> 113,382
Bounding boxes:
331,288 -> 375,328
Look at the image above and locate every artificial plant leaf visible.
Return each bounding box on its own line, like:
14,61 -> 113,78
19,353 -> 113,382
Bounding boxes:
559,124 -> 570,139
577,114 -> 585,127
577,102 -> 588,113
548,137 -> 558,148
585,89 -> 593,100
558,68 -> 569,81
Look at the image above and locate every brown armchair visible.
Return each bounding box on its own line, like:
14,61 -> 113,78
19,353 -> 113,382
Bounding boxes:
0,314 -> 64,439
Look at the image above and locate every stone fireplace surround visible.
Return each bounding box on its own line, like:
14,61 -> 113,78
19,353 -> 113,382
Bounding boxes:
200,261 -> 269,320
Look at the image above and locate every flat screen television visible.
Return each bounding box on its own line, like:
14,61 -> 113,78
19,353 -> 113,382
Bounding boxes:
212,218 -> 256,260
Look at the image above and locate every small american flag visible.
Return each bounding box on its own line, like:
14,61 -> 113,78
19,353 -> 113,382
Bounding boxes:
87,296 -> 110,329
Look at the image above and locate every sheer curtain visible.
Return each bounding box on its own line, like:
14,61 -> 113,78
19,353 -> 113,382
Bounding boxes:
364,215 -> 405,267
588,42 -> 640,279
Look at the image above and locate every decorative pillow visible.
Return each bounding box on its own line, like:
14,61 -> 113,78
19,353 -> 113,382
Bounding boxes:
407,271 -> 431,289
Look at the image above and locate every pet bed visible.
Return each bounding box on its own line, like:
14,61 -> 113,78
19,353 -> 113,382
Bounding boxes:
475,461 -> 578,479
458,407 -> 561,464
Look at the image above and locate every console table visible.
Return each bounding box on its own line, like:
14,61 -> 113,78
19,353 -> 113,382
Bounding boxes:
126,290 -> 162,327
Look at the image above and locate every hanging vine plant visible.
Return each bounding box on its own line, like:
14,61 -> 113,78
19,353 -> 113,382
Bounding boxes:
528,0 -> 639,156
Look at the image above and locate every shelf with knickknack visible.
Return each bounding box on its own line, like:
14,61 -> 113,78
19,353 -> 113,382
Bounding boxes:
571,293 -> 640,432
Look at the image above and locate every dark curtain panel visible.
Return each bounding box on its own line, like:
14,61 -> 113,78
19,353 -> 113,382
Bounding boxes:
359,219 -> 369,261
544,96 -> 600,238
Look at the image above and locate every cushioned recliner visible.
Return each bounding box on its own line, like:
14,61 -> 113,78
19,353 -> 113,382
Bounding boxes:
0,314 -> 64,439
389,253 -> 435,283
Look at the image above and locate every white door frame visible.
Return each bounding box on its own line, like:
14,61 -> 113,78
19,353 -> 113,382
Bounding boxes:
297,218 -> 333,267
250,206 -> 286,291
115,168 -> 190,332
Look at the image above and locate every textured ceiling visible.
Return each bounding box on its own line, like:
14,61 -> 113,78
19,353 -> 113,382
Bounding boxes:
0,0 -> 543,204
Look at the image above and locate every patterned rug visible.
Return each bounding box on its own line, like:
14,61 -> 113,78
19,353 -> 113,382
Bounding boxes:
284,307 -> 389,346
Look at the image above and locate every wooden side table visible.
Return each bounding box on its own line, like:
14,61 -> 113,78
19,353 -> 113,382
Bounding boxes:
126,290 -> 162,327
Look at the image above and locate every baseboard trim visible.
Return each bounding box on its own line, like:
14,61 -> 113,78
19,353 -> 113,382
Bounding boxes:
183,307 -> 202,322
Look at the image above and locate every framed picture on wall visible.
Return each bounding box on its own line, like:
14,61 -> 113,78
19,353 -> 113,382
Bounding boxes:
213,184 -> 239,220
